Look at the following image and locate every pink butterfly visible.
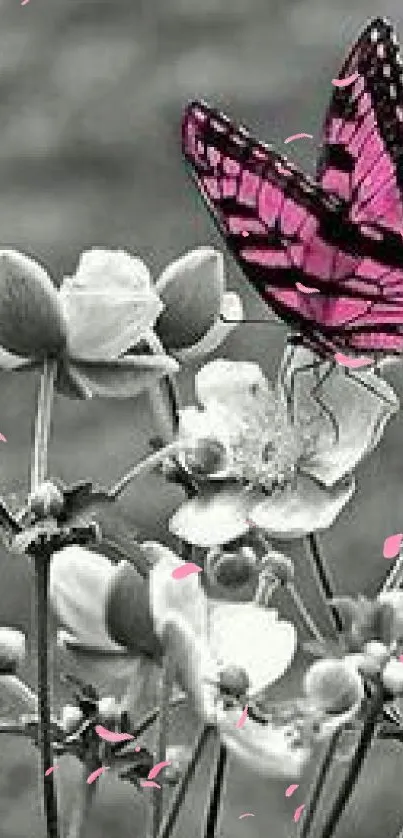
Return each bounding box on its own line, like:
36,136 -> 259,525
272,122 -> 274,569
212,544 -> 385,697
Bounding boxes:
182,17 -> 403,361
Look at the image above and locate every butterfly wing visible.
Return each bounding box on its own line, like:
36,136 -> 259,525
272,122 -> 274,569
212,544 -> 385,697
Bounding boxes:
182,99 -> 403,355
318,16 -> 403,235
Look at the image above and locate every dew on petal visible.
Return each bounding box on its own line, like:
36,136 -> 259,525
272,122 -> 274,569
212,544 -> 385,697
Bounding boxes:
171,562 -> 203,580
285,784 -> 299,797
383,533 -> 403,559
293,804 -> 305,823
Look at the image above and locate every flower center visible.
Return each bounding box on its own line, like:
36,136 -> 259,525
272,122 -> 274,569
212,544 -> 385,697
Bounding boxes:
228,385 -> 322,492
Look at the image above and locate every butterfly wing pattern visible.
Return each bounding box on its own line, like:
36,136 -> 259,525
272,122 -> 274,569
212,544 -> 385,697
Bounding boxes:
181,18 -> 403,357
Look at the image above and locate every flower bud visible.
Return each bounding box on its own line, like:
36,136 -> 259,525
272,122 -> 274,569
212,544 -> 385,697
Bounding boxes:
60,703 -> 83,734
156,248 -> 224,350
304,659 -> 364,715
219,665 -> 250,699
28,481 -> 64,520
207,546 -> 259,590
186,437 -> 228,477
382,659 -> 403,695
363,641 -> 390,669
0,628 -> 26,673
0,250 -> 67,357
98,695 -> 121,725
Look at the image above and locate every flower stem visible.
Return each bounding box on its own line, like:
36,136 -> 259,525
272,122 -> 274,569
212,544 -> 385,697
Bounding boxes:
31,358 -> 59,838
106,441 -> 180,499
155,726 -> 212,838
287,582 -> 326,645
317,684 -> 383,838
150,656 -> 174,838
303,533 -> 343,634
66,761 -> 98,838
202,739 -> 229,838
297,729 -> 342,838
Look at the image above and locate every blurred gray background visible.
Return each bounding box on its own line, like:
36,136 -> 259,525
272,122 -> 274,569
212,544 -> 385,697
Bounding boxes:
2,1 -> 403,836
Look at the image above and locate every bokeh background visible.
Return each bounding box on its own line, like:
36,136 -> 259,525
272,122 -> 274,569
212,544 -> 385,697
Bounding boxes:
2,0 -> 403,836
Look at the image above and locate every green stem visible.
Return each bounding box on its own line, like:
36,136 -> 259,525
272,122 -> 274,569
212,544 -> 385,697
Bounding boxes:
32,359 -> 59,838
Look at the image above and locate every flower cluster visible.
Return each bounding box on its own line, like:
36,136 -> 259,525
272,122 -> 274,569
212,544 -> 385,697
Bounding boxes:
0,246 -> 242,399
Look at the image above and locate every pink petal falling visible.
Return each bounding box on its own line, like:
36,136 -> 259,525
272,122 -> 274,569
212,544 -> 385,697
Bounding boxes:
331,72 -> 359,88
135,745 -> 141,752
236,705 -> 249,729
140,780 -> 161,789
86,766 -> 110,785
171,562 -> 203,580
239,813 -> 255,819
296,282 -> 319,294
0,434 -> 6,442
293,804 -> 306,823
148,760 -> 172,780
44,766 -> 57,777
399,655 -> 403,663
334,352 -> 373,368
284,133 -> 314,144
94,725 -> 135,743
285,784 -> 299,798
383,533 -> 403,559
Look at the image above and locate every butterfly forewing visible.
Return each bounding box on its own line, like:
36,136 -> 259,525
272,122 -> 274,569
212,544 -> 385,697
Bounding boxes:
318,16 -> 403,235
182,86 -> 403,355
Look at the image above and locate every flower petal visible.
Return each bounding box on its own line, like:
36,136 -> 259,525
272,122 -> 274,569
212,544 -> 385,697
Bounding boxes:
169,484 -> 261,547
147,541 -> 209,639
173,292 -> 243,363
208,602 -> 297,696
0,250 -> 67,358
155,248 -> 224,351
60,248 -> 163,360
0,346 -> 32,370
278,344 -> 398,486
58,355 -> 179,399
196,358 -> 268,408
50,545 -> 125,652
250,474 -> 355,538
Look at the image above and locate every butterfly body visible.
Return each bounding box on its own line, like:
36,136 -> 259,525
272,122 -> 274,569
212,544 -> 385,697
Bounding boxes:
182,17 -> 403,359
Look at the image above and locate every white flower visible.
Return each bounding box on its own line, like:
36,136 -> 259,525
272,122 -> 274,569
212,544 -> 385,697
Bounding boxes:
170,345 -> 398,546
59,248 -> 163,362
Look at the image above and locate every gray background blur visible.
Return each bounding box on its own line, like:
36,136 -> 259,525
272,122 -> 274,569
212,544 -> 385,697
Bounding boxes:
2,1 -> 403,836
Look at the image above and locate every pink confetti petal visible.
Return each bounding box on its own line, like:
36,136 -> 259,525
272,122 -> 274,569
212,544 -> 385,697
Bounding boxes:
171,562 -> 203,580
135,745 -> 141,752
236,704 -> 249,729
0,434 -> 6,442
296,282 -> 319,294
284,133 -> 313,144
21,0 -> 30,4
94,724 -> 135,743
239,813 -> 255,819
332,72 -> 359,88
148,760 -> 172,780
45,766 -> 57,777
334,352 -> 373,368
140,780 -> 161,789
399,655 -> 403,663
383,533 -> 403,559
293,804 -> 306,823
86,766 -> 109,785
285,784 -> 299,798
